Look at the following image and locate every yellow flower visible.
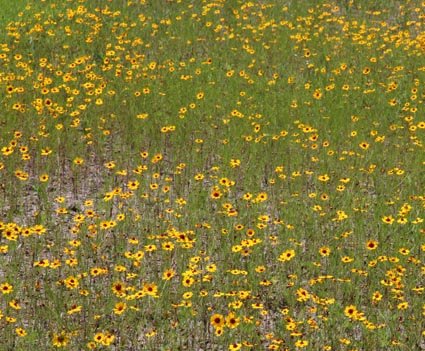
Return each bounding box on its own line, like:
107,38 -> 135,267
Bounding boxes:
15,327 -> 27,337
143,283 -> 158,297
366,240 -> 378,250
0,282 -> 13,294
67,305 -> 82,315
397,302 -> 409,310
295,340 -> 309,348
64,276 -> 79,289
162,268 -> 175,281
359,142 -> 369,150
256,192 -> 268,202
39,174 -> 49,182
52,332 -> 69,347
318,174 -> 330,182
226,312 -> 240,329
278,249 -> 296,262
344,305 -> 358,319
313,89 -> 322,99
382,215 -> 394,224
210,313 -> 225,328
210,188 -> 222,199
229,343 -> 242,351
113,302 -> 127,315
93,332 -> 105,343
9,300 -> 21,310
73,157 -> 84,165
319,246 -> 331,257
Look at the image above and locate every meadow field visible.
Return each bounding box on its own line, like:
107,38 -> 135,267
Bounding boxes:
0,0 -> 424,350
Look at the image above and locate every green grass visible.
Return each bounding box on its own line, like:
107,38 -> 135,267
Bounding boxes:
0,1 -> 424,350
0,0 -> 27,28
